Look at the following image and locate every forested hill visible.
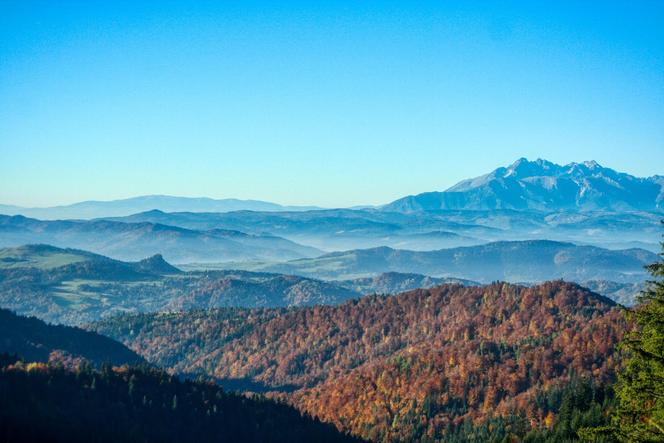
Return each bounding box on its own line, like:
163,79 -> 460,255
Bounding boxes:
0,356 -> 362,443
0,308 -> 143,367
93,281 -> 625,442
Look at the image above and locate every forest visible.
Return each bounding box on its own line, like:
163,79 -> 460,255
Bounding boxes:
93,281 -> 627,441
0,353 -> 362,443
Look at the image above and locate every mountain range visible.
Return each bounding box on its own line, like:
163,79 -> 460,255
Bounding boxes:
0,242 -> 650,326
226,240 -> 657,283
2,160 -> 662,220
383,158 -> 664,212
0,244 -> 356,324
1,159 -> 662,258
102,207 -> 662,252
0,214 -> 322,263
0,195 -> 322,220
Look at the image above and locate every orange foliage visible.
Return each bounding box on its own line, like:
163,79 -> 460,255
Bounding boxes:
95,281 -> 624,441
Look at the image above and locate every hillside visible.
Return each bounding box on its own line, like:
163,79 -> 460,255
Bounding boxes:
0,245 -> 360,324
0,357 -> 361,443
229,240 -> 656,283
0,243 -> 648,326
0,243 -> 97,269
0,215 -> 322,263
92,281 -> 624,441
384,158 -> 664,212
338,272 -> 477,294
338,272 -> 643,306
0,308 -> 143,366
0,244 -> 181,284
163,270 -> 359,312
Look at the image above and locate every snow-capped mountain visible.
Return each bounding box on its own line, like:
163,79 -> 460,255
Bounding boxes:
384,158 -> 664,212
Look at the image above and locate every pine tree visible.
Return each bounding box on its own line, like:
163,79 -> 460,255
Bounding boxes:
610,233 -> 664,441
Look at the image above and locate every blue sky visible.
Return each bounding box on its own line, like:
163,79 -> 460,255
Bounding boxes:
1,1 -> 663,208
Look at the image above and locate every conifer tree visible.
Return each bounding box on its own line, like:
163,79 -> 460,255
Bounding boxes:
610,234 -> 664,441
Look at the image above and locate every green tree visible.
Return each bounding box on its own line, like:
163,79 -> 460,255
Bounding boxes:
609,235 -> 664,441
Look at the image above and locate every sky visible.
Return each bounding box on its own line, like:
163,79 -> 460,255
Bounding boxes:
1,1 -> 663,208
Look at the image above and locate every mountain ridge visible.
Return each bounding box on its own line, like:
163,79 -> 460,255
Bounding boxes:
228,239 -> 657,283
0,195 -> 323,220
0,214 -> 322,263
384,158 -> 664,212
0,244 -> 361,324
3,159 -> 662,219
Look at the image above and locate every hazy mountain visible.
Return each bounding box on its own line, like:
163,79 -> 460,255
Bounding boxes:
0,308 -> 143,366
0,195 -> 322,220
0,214 -> 322,263
92,281 -> 622,441
103,207 -> 662,253
384,158 -> 664,212
228,240 -> 657,282
4,159 -> 661,219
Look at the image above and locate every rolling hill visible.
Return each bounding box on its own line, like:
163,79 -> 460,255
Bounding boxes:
384,158 -> 664,212
0,214 -> 322,263
224,240 -> 657,283
91,281 -> 624,442
102,207 -> 663,253
0,243 -> 651,327
0,245 -> 360,324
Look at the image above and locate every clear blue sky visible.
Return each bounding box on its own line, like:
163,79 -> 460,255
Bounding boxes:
1,1 -> 663,208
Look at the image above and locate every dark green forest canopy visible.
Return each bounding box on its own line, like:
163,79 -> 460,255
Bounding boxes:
0,355 -> 363,443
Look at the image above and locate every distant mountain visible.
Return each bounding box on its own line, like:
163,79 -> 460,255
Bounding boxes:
0,308 -> 143,366
231,240 -> 657,283
0,245 -> 359,325
0,195 -> 322,220
384,158 -> 664,212
0,244 -> 180,278
0,214 -> 322,263
103,207 -> 662,253
92,281 -> 623,441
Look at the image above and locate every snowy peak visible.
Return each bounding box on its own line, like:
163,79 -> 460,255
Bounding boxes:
502,157 -> 561,179
385,158 -> 663,212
